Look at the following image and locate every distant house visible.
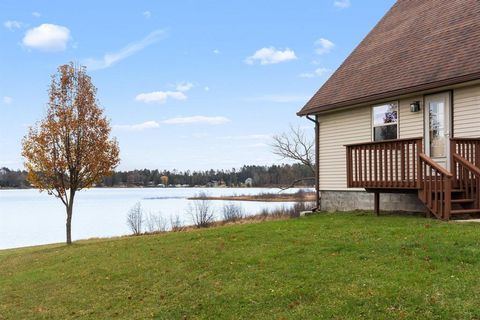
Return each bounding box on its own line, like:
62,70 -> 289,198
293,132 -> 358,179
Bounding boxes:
207,181 -> 219,188
298,0 -> 480,220
244,178 -> 253,187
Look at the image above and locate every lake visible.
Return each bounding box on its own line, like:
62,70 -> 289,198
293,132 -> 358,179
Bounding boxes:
0,187 -> 309,250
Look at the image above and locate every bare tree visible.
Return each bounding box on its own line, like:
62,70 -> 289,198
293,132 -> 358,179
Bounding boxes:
272,125 -> 315,174
188,192 -> 215,228
272,125 -> 315,190
127,202 -> 143,235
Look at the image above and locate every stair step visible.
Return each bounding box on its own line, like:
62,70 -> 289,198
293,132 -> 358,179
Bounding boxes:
427,189 -> 466,194
451,209 -> 480,215
451,199 -> 475,204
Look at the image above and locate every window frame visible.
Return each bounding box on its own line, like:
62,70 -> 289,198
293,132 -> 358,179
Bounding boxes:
371,101 -> 399,142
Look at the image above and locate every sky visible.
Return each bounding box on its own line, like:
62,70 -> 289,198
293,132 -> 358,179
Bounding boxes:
0,0 -> 396,171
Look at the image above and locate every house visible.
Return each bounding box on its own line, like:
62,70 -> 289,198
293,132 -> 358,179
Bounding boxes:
298,0 -> 480,220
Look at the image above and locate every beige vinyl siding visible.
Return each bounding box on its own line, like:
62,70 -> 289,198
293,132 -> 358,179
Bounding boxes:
399,96 -> 423,139
454,85 -> 480,138
319,106 -> 371,190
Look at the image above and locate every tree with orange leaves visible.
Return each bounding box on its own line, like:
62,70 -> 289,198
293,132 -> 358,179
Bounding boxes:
22,63 -> 120,245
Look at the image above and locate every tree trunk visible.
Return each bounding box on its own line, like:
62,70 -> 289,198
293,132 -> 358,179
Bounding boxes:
66,205 -> 73,245
65,190 -> 75,245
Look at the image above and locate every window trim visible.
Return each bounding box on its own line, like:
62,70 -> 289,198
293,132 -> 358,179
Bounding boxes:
371,101 -> 399,141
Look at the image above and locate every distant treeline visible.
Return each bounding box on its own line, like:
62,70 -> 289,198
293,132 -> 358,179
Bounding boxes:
0,164 -> 313,189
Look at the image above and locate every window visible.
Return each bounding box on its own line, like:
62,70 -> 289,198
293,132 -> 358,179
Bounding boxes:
372,102 -> 398,141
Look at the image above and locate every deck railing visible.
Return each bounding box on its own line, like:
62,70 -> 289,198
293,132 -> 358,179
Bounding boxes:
418,153 -> 452,220
452,153 -> 480,209
345,137 -> 422,189
451,138 -> 480,187
451,138 -> 480,166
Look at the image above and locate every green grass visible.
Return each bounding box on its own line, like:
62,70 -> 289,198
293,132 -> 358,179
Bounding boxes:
2,212 -> 480,319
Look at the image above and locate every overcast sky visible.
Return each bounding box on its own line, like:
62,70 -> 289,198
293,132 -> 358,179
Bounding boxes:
0,0 -> 395,170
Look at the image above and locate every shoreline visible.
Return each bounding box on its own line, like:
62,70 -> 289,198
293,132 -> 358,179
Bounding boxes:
0,185 -> 314,191
188,192 -> 316,202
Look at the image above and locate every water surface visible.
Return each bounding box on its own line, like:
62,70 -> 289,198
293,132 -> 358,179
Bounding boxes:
0,187 -> 307,250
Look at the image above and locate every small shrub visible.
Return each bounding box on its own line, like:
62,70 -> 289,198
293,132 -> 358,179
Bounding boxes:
127,202 -> 143,235
259,208 -> 270,218
222,202 -> 244,222
256,201 -> 316,219
170,214 -> 183,232
188,192 -> 215,228
145,212 -> 167,233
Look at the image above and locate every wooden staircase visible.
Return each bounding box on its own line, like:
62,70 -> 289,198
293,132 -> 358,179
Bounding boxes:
417,145 -> 480,220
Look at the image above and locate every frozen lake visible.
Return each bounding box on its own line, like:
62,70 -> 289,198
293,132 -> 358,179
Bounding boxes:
0,187 -> 308,250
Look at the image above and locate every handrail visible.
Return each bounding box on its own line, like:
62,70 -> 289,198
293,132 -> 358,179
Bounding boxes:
344,137 -> 423,147
451,138 -> 480,142
453,154 -> 480,176
450,138 -> 480,185
418,153 -> 452,220
452,153 -> 480,209
419,153 -> 453,177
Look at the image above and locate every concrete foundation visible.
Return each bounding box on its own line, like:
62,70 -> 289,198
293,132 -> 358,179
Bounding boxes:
320,190 -> 426,213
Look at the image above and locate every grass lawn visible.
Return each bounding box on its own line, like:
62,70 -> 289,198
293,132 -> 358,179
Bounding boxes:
1,212 -> 480,319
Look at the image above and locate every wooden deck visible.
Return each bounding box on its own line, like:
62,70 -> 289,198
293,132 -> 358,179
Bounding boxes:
345,137 -> 480,220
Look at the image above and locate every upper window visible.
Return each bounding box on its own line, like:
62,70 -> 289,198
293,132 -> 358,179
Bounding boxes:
372,102 -> 398,141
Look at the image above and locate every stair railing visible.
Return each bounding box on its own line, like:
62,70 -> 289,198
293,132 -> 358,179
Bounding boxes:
450,138 -> 480,188
452,153 -> 480,209
418,153 -> 452,220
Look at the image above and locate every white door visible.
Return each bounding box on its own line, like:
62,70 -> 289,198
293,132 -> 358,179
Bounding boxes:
424,92 -> 452,169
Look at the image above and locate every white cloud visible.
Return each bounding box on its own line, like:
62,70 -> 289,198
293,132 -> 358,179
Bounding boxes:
299,67 -> 331,78
83,29 -> 166,70
315,38 -> 334,55
162,116 -> 230,125
136,91 -> 187,104
245,47 -> 297,65
334,0 -> 351,8
114,121 -> 160,131
246,95 -> 309,103
204,86 -> 210,91
143,11 -> 151,19
213,49 -> 220,54
23,24 -> 71,51
32,12 -> 41,17
2,96 -> 13,104
4,20 -> 23,30
176,82 -> 194,92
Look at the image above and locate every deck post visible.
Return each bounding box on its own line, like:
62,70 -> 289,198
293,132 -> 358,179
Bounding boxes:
374,192 -> 380,216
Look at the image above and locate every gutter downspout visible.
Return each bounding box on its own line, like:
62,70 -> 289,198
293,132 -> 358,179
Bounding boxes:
306,115 -> 320,212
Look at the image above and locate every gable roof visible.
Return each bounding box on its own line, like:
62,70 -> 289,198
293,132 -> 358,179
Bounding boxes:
298,0 -> 480,116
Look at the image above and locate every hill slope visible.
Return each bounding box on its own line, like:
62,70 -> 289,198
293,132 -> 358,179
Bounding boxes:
1,213 -> 480,319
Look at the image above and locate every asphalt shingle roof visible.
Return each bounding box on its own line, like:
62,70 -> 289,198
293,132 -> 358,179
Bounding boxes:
298,0 -> 480,115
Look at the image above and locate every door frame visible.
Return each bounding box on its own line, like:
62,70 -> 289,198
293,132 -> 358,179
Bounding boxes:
424,91 -> 452,169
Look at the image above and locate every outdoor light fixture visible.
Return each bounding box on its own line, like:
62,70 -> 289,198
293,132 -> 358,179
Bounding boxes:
410,101 -> 421,113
